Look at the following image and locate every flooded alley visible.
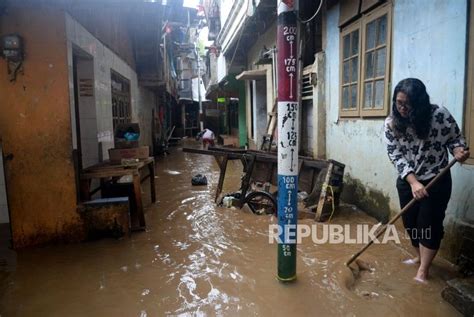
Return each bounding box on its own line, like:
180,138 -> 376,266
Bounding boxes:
1,0 -> 473,316
0,143 -> 461,316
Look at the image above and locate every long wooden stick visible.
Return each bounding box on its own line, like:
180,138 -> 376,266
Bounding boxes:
345,158 -> 458,267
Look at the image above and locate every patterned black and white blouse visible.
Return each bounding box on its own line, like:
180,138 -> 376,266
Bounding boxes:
384,105 -> 467,181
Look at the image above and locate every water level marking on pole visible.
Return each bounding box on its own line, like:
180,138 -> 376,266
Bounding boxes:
277,0 -> 298,282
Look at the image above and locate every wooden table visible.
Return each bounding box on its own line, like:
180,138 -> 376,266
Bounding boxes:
79,157 -> 156,230
182,147 -> 345,221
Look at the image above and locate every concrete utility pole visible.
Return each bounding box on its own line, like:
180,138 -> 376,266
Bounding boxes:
277,0 -> 299,282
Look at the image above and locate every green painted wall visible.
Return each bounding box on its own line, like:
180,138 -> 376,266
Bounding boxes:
226,75 -> 247,147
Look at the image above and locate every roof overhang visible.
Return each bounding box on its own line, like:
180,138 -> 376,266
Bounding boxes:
235,69 -> 266,81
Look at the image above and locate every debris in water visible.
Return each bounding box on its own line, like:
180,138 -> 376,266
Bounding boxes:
181,197 -> 196,204
360,291 -> 379,298
191,174 -> 208,185
223,196 -> 235,208
165,170 -> 181,175
297,191 -> 308,201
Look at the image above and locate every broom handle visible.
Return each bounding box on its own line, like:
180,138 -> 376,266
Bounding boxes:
345,158 -> 458,267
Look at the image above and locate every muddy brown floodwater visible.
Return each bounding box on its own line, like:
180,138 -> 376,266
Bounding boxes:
0,141 -> 462,316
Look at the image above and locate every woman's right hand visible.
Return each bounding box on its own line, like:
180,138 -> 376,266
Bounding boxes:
406,173 -> 428,200
410,181 -> 429,200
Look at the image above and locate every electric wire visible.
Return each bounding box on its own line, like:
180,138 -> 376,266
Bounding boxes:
298,0 -> 323,24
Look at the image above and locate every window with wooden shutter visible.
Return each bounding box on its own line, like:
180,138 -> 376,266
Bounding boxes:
339,22 -> 361,117
339,2 -> 392,118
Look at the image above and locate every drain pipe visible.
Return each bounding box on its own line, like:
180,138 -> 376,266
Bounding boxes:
276,0 -> 299,282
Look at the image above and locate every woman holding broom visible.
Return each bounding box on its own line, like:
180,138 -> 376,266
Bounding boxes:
384,78 -> 469,282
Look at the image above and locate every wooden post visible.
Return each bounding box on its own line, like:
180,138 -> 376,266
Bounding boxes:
315,162 -> 333,222
133,172 -> 145,229
215,155 -> 229,202
239,154 -> 256,207
148,160 -> 156,203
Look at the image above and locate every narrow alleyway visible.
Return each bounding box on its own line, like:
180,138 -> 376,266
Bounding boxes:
0,141 -> 461,316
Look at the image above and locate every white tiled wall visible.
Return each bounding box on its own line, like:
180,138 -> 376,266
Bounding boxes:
65,13 -> 154,161
0,145 -> 10,224
77,59 -> 99,168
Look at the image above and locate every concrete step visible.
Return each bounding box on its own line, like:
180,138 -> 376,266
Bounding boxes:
442,277 -> 474,316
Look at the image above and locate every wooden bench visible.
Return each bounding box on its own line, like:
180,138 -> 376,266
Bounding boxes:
79,157 -> 156,230
78,197 -> 131,239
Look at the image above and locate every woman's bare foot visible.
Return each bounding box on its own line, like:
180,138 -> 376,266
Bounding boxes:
402,257 -> 420,265
414,267 -> 429,282
413,276 -> 427,283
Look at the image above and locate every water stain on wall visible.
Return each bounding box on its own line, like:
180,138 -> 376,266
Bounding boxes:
340,174 -> 391,223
